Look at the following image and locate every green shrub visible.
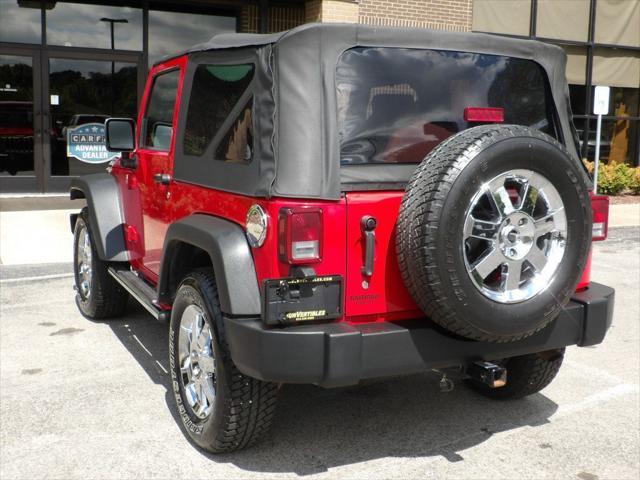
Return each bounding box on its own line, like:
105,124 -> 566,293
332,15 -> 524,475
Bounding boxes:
597,163 -> 634,195
583,160 -> 640,195
629,168 -> 640,195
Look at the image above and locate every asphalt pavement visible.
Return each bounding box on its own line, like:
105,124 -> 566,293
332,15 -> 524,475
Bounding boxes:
0,228 -> 639,479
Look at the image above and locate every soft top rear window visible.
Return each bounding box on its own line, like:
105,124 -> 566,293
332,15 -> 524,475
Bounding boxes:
337,47 -> 558,165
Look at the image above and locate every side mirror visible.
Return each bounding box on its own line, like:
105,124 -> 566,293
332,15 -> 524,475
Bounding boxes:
105,118 -> 137,168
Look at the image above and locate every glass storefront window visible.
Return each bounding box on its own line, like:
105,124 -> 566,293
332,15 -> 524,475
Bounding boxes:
606,87 -> 640,118
578,117 -> 640,166
0,0 -> 42,44
148,9 -> 236,66
49,58 -> 137,176
46,3 -> 142,50
569,85 -> 587,116
598,118 -> 639,166
0,55 -> 35,177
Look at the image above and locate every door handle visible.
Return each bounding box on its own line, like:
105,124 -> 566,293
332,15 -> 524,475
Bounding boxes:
153,173 -> 171,185
361,215 -> 377,277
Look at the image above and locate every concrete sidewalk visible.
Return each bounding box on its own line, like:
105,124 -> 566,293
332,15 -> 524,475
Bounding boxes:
0,209 -> 77,265
608,202 -> 640,227
0,201 -> 638,266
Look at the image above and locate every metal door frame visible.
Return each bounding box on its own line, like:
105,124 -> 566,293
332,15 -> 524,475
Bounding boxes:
0,45 -> 43,193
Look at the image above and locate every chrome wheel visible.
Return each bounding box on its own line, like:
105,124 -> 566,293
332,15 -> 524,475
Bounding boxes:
462,169 -> 567,303
76,225 -> 93,299
178,305 -> 216,420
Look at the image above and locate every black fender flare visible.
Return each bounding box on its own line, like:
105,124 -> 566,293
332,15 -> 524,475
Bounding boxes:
158,214 -> 261,316
69,173 -> 129,262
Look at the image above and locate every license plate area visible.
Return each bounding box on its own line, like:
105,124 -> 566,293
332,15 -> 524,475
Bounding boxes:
262,275 -> 343,325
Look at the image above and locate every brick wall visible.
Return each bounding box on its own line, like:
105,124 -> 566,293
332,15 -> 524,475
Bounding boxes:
242,0 -> 473,33
306,0 -> 358,23
359,0 -> 473,31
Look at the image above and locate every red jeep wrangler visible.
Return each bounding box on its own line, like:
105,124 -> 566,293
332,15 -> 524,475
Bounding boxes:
70,24 -> 614,453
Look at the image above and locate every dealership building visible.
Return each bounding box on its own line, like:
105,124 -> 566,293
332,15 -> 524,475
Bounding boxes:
1,0 -> 638,193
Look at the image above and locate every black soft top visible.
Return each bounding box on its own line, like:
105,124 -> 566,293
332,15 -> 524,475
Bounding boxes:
166,23 -> 576,201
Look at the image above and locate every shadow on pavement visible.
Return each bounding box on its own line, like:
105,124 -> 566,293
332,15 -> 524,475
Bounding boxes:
107,301 -> 559,476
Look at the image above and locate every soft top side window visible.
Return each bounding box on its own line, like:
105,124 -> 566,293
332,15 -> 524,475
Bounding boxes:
141,69 -> 180,151
183,64 -> 255,164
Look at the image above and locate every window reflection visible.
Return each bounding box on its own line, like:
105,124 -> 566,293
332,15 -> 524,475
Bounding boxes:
148,10 -> 235,66
46,2 -> 142,50
578,118 -> 640,166
0,0 -> 41,44
601,118 -> 639,166
0,55 -> 35,177
49,59 -> 137,176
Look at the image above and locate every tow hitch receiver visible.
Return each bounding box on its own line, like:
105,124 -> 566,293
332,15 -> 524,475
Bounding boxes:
467,361 -> 507,388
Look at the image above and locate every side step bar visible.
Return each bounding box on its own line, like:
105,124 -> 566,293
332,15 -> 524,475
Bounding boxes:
108,267 -> 170,323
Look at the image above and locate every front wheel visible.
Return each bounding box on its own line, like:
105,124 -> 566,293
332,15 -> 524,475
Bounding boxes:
169,269 -> 278,453
73,208 -> 128,319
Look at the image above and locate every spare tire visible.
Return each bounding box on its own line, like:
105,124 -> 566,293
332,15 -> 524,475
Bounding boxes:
397,125 -> 592,343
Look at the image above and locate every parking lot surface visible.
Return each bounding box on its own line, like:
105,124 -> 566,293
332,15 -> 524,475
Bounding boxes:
1,228 -> 638,479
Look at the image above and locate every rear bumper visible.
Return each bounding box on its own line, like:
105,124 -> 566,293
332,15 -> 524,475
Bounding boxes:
225,282 -> 615,388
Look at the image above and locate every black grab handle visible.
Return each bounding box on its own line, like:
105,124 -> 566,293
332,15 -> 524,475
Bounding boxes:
361,215 -> 377,277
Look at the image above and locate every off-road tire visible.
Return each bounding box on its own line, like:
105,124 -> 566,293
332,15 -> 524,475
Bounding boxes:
73,208 -> 128,319
465,349 -> 565,400
169,269 -> 278,453
397,125 -> 592,343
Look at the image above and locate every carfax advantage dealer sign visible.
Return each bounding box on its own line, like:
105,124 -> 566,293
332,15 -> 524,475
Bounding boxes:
67,123 -> 119,164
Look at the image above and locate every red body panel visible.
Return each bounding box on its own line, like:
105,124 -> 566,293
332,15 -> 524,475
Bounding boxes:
344,192 -> 420,321
0,127 -> 33,136
113,56 -> 187,282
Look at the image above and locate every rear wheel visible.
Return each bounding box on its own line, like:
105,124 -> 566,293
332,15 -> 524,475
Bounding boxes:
397,125 -> 592,342
465,349 -> 565,400
73,208 -> 128,319
169,269 -> 278,453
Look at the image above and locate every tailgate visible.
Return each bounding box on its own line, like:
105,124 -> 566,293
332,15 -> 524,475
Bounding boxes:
344,191 -> 419,320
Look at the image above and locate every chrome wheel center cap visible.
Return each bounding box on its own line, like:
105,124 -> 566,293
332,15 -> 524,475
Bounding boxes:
499,212 -> 535,260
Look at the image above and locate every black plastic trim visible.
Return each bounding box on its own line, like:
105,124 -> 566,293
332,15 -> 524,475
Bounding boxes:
225,282 -> 614,388
158,214 -> 261,316
572,282 -> 615,346
69,173 -> 128,262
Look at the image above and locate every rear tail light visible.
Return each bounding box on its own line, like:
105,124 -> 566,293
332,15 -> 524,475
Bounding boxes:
591,194 -> 609,241
464,107 -> 504,123
278,208 -> 323,264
